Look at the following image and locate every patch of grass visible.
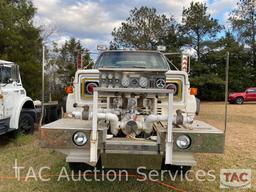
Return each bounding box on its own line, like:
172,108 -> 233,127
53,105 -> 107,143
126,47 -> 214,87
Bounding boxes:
13,134 -> 34,145
0,102 -> 255,191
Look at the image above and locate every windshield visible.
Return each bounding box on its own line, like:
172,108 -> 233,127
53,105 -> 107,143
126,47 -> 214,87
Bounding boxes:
95,51 -> 169,69
0,65 -> 19,84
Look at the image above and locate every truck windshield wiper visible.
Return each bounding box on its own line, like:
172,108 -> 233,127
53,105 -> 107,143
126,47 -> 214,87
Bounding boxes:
2,83 -> 8,87
1,79 -> 13,87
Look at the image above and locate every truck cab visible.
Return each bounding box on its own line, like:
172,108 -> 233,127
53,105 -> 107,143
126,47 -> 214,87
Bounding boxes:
40,50 -> 225,170
0,60 -> 36,135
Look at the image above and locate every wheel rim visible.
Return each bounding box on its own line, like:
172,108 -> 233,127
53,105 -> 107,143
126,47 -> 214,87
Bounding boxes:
237,98 -> 243,104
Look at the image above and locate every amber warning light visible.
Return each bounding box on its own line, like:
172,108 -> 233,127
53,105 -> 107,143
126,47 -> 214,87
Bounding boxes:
66,86 -> 73,94
190,88 -> 198,95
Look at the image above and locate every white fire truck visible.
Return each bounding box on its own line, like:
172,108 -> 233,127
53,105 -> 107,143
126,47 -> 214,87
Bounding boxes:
40,50 -> 224,170
0,60 -> 36,135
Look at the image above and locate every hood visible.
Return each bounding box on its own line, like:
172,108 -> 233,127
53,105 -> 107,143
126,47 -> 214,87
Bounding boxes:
98,68 -> 168,72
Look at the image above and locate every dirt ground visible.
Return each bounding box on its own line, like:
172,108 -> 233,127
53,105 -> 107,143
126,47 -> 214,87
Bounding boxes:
0,102 -> 255,192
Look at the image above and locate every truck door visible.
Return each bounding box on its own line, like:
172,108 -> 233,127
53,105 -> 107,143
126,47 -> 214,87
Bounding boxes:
0,65 -> 21,119
2,86 -> 16,118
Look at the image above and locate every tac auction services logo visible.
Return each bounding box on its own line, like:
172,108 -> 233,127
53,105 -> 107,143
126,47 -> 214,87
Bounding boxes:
220,169 -> 251,189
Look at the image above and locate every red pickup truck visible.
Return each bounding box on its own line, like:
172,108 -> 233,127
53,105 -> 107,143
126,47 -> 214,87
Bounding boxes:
228,87 -> 256,104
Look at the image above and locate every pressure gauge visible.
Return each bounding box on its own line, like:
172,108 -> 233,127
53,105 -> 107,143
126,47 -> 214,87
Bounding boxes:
101,73 -> 107,79
121,77 -> 129,87
139,77 -> 148,88
108,73 -> 113,79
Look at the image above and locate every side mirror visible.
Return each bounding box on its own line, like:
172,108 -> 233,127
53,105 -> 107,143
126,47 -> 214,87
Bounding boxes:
97,45 -> 108,51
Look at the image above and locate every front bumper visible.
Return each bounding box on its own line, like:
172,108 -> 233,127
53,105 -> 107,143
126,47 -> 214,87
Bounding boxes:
40,118 -> 225,167
161,121 -> 225,153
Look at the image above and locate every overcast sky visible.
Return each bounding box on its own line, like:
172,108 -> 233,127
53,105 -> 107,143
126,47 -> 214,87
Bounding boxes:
32,0 -> 239,52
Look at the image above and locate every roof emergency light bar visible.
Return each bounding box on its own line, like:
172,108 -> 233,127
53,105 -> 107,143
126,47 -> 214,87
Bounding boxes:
97,45 -> 108,51
157,45 -> 166,52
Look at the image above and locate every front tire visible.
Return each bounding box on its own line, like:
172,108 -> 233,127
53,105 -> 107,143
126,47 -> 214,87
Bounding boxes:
235,97 -> 244,104
18,113 -> 34,134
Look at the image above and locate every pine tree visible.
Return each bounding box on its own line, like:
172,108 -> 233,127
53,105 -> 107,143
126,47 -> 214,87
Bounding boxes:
0,0 -> 42,99
46,38 -> 93,100
112,6 -> 177,50
229,0 -> 256,77
179,2 -> 222,60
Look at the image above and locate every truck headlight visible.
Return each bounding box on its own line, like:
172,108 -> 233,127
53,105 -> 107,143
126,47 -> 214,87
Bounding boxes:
73,132 -> 87,146
166,83 -> 178,95
86,82 -> 97,95
176,135 -> 191,149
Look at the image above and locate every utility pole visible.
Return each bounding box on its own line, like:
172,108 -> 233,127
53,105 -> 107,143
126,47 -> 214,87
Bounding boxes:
224,52 -> 229,134
39,45 -> 45,127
